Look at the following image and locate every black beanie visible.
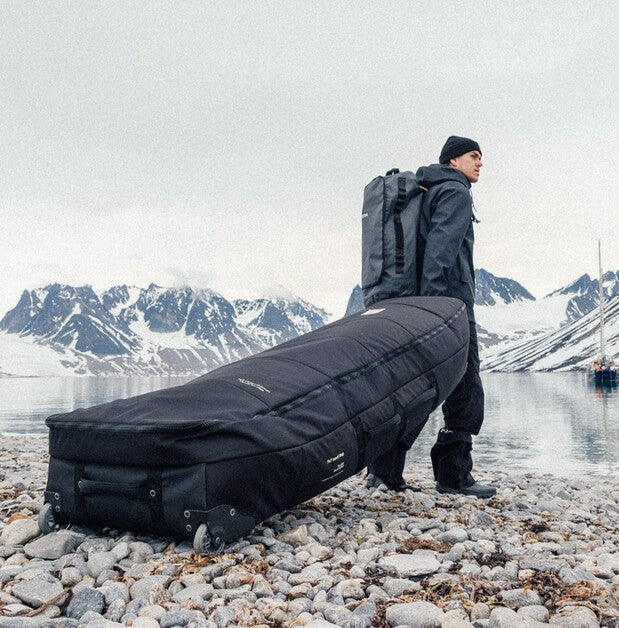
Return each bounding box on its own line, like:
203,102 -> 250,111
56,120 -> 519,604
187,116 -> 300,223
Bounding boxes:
439,136 -> 482,164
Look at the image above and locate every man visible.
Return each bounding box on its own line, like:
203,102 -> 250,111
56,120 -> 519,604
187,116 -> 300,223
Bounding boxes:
366,136 -> 494,498
415,135 -> 495,498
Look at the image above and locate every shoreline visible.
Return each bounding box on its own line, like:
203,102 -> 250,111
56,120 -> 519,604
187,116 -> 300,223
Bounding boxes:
0,435 -> 617,627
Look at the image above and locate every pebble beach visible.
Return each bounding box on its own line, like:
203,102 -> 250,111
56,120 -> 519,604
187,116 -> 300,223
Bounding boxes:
0,435 -> 617,628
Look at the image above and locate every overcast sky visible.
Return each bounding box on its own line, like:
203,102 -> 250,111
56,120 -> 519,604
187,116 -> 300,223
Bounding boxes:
1,1 -> 617,317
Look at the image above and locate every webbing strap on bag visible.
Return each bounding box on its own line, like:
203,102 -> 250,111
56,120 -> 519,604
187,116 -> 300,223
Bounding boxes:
393,177 -> 407,274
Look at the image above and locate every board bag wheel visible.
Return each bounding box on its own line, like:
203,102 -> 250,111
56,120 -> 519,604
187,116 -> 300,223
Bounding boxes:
192,523 -> 212,553
193,523 -> 225,554
38,503 -> 59,534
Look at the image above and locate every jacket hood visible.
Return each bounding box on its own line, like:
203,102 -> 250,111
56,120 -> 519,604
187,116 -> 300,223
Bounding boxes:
415,163 -> 471,189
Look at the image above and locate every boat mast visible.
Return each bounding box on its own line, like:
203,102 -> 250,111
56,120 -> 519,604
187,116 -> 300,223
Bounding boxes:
598,239 -> 605,361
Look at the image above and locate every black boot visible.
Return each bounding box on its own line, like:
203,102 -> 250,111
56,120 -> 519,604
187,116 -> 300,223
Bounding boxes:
367,445 -> 420,492
366,473 -> 420,492
430,429 -> 496,498
435,481 -> 496,498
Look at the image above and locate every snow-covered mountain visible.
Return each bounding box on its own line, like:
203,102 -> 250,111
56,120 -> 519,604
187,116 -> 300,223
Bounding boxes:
0,284 -> 329,377
0,284 -> 137,356
474,268 -> 534,306
482,293 -> 619,372
476,271 -> 619,371
234,296 -> 326,346
3,269 -> 617,376
476,271 -> 619,341
545,271 -> 619,322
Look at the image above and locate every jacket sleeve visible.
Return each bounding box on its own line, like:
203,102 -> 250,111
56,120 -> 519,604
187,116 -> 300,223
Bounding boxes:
420,184 -> 472,297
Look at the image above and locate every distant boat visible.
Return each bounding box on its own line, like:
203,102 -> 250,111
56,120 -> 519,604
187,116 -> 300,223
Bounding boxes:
590,241 -> 617,385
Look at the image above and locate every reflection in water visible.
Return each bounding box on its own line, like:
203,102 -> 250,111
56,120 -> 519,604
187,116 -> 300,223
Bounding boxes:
591,382 -> 615,476
0,373 -> 616,478
0,376 -> 194,435
408,373 -> 617,478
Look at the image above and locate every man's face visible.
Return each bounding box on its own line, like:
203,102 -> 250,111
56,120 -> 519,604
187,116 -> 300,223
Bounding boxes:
449,150 -> 482,183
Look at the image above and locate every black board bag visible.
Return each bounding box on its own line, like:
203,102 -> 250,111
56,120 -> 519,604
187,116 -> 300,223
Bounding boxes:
42,296 -> 469,551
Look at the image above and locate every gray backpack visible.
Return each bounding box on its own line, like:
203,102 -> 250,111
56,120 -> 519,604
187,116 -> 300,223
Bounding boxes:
361,168 -> 427,307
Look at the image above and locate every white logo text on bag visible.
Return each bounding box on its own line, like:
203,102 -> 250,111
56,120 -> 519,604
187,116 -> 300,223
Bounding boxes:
237,378 -> 271,393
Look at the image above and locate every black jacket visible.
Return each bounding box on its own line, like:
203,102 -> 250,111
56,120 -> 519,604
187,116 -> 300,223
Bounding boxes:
415,164 -> 476,321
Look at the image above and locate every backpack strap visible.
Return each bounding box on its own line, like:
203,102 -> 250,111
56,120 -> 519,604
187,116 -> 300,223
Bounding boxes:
385,168 -> 400,176
393,177 -> 407,274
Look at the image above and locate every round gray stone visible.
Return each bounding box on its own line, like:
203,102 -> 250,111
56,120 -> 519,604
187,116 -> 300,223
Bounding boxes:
129,541 -> 154,557
385,601 -> 444,627
436,528 -> 469,545
23,531 -> 82,560
0,603 -> 32,617
357,547 -> 382,563
53,553 -> 89,576
499,588 -> 541,609
353,602 -> 376,626
548,605 -> 599,627
60,567 -> 82,587
383,577 -> 422,597
132,618 -> 160,628
65,587 -> 105,620
289,563 -> 329,585
0,519 -> 41,547
129,575 -> 169,600
95,569 -> 118,586
79,538 -> 113,554
160,609 -> 208,627
471,602 -> 491,620
99,581 -> 130,604
278,524 -> 310,546
171,583 -> 214,603
86,551 -> 118,578
104,598 -> 126,622
324,605 -> 354,625
0,546 -> 17,559
0,566 -> 25,585
79,610 -> 105,624
469,509 -> 495,527
517,606 -> 549,623
11,579 -> 65,608
110,541 -> 131,560
126,599 -> 149,616
251,574 -> 273,597
379,552 -> 441,577
558,566 -> 596,584
13,566 -> 56,582
489,606 -> 520,628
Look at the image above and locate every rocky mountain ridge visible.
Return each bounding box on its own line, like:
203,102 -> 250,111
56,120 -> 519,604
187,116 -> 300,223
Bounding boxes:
1,269 -> 618,375
0,284 -> 329,377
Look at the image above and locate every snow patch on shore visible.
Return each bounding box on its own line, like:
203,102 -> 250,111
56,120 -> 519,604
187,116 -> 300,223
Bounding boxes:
0,332 -> 71,377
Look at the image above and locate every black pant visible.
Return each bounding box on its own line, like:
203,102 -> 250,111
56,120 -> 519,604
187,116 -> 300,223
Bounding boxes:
367,389 -> 429,489
430,321 -> 484,488
368,321 -> 484,489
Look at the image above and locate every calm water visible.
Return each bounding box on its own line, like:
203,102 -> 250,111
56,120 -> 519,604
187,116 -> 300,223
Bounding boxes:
0,373 -> 616,478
